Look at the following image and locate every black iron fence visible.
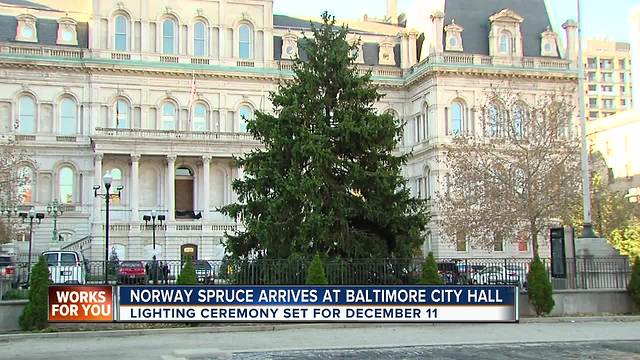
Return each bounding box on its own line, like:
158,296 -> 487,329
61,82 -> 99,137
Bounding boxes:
11,256 -> 633,290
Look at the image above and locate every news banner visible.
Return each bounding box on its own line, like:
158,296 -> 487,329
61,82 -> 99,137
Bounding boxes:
48,285 -> 519,323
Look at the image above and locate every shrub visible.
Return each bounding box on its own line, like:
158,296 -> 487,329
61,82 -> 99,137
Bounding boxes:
305,254 -> 328,285
2,288 -> 29,300
176,257 -> 197,285
628,257 -> 640,309
527,256 -> 555,316
419,252 -> 443,285
19,256 -> 51,331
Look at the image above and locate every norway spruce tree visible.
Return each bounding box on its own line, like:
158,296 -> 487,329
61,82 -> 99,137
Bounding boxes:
419,252 -> 443,285
306,254 -> 328,285
177,257 -> 197,285
527,256 -> 555,316
19,255 -> 51,330
222,13 -> 428,260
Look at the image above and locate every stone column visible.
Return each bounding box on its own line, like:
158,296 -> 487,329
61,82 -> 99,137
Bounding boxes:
130,154 -> 140,221
431,11 -> 445,55
93,153 -> 103,222
202,156 -> 211,221
408,30 -> 418,67
166,155 -> 176,221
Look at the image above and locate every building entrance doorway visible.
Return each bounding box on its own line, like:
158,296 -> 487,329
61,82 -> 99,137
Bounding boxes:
181,244 -> 197,263
175,167 -> 194,219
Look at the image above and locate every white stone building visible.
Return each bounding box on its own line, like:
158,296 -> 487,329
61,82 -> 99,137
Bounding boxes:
0,0 -> 578,261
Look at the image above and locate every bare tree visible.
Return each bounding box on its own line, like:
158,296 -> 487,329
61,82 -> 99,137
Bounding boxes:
438,86 -> 581,258
0,138 -> 33,244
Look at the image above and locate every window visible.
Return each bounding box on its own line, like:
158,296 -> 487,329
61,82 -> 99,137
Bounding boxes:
192,103 -> 207,131
162,19 -> 176,54
602,72 -> 612,83
451,102 -> 463,135
162,102 -> 177,130
499,31 -> 511,54
603,99 -> 613,109
587,58 -> 597,69
587,72 -> 596,81
493,233 -> 504,252
18,167 -> 33,203
621,86 -> 626,94
449,36 -> 457,48
18,96 -> 35,133
589,98 -> 597,108
600,59 -> 612,69
601,85 -> 613,93
621,99 -> 627,107
512,105 -> 524,138
193,21 -> 206,57
414,115 -> 422,142
518,239 -> 528,252
59,98 -> 76,134
456,231 -> 466,252
114,15 -> 128,51
589,111 -> 598,119
239,24 -> 252,59
588,85 -> 597,92
486,104 -> 500,137
618,59 -> 626,69
116,99 -> 129,129
620,73 -> 626,82
59,167 -> 74,204
238,105 -> 252,132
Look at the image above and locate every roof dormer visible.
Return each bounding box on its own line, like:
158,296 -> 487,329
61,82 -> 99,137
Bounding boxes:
444,19 -> 463,52
540,26 -> 558,57
488,8 -> 524,58
378,37 -> 396,66
57,16 -> 78,46
281,31 -> 298,60
15,14 -> 38,43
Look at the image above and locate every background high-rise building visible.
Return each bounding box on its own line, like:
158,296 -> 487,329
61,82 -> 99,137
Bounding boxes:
583,39 -> 633,120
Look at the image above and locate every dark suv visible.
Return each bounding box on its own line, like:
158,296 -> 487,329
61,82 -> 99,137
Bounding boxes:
194,260 -> 214,284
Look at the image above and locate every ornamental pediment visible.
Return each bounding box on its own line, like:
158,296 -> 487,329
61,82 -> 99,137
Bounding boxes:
489,9 -> 524,23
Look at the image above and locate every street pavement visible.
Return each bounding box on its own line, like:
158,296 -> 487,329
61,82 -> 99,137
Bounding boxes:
1,321 -> 640,359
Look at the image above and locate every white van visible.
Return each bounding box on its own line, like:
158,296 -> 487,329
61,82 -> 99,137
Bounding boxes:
42,251 -> 86,284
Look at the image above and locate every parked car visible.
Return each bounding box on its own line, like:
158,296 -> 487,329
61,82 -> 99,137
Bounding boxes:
471,265 -> 523,287
42,251 -> 85,284
117,261 -> 146,285
0,254 -> 19,288
194,260 -> 214,284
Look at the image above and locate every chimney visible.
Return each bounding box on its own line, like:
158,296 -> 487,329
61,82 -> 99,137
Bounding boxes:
562,19 -> 578,66
387,0 -> 398,24
431,10 -> 445,55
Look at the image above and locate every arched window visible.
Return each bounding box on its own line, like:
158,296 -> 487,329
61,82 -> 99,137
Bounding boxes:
239,24 -> 252,60
59,98 -> 76,134
110,168 -> 123,205
238,105 -> 252,132
18,166 -> 33,203
425,167 -> 431,199
59,167 -> 74,204
423,104 -> 429,140
162,19 -> 177,54
115,99 -> 129,129
512,104 -> 524,138
486,103 -> 500,137
162,102 -> 177,130
451,101 -> 463,135
193,21 -> 206,57
192,103 -> 207,131
499,31 -> 511,54
114,15 -> 128,51
18,95 -> 35,133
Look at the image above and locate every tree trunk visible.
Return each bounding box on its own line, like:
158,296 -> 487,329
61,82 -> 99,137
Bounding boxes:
530,220 -> 539,259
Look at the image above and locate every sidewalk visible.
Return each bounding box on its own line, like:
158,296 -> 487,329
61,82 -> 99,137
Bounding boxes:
1,315 -> 640,341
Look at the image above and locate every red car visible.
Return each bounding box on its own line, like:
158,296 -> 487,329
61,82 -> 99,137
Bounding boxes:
117,261 -> 146,285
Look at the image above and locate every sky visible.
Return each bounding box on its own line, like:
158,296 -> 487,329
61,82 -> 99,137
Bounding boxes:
273,0 -> 637,43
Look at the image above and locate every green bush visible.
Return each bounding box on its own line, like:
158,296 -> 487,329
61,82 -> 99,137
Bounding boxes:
418,252 -> 443,285
527,256 -> 555,316
2,288 -> 29,300
19,256 -> 51,331
305,254 -> 328,285
628,257 -> 640,309
176,257 -> 197,285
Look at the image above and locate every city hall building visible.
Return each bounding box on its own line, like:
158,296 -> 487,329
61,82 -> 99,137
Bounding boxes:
0,0 -> 578,261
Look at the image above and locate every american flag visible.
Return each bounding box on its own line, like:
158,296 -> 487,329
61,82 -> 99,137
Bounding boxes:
189,71 -> 197,105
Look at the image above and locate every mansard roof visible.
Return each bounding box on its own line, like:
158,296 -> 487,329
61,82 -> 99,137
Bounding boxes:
443,0 -> 556,57
0,0 -> 54,11
0,14 -> 88,47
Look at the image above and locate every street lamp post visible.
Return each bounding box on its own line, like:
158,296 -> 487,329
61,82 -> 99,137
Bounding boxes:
19,208 -> 44,283
94,171 -> 123,285
46,199 -> 64,242
143,210 -> 165,252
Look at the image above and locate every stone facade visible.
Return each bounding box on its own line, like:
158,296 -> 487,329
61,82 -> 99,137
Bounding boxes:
0,0 -> 578,261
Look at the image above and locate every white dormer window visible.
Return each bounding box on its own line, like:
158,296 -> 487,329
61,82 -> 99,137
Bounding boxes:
348,36 -> 365,64
540,27 -> 559,57
16,14 -> 37,43
378,38 -> 396,66
281,32 -> 298,60
488,8 -> 524,58
57,17 -> 78,46
444,19 -> 464,52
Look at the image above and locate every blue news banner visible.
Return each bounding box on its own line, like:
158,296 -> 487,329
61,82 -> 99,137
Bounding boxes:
117,286 -> 518,323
